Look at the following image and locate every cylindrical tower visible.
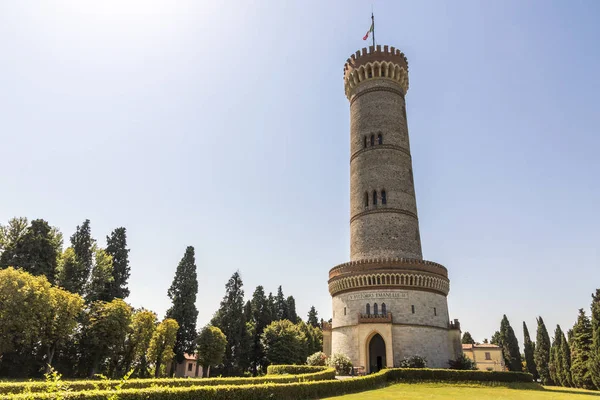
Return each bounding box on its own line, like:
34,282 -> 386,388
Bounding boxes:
327,45 -> 461,371
345,45 -> 422,261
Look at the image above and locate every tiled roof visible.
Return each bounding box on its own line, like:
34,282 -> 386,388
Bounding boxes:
462,343 -> 501,350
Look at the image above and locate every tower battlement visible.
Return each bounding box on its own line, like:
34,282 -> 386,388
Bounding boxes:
343,45 -> 409,98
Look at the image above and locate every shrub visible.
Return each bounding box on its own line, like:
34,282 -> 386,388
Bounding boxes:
448,354 -> 477,370
306,352 -> 328,366
266,365 -> 330,375
398,355 -> 427,368
0,368 -> 335,395
3,368 -> 534,400
327,353 -> 353,375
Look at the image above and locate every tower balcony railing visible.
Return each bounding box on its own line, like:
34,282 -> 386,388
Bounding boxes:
358,312 -> 392,323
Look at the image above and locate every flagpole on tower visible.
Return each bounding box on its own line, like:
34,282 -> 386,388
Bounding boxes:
371,11 -> 375,47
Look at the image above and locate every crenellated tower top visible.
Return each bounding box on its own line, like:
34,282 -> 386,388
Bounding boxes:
343,45 -> 409,99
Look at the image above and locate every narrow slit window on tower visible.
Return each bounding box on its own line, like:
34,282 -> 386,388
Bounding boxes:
344,307 -> 347,316
411,305 -> 415,314
373,190 -> 377,206
373,303 -> 378,315
370,134 -> 375,146
366,304 -> 371,315
434,307 -> 437,316
363,136 -> 367,148
378,133 -> 383,145
381,190 -> 387,205
381,303 -> 387,315
364,192 -> 369,208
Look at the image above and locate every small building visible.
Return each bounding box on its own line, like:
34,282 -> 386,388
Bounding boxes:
169,353 -> 203,378
462,344 -> 505,371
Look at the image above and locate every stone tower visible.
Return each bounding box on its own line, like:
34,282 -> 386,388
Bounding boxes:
327,45 -> 462,371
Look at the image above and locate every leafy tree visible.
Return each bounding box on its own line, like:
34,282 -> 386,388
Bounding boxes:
286,296 -> 298,323
590,289 -> 600,389
298,320 -> 323,359
571,309 -> 595,389
59,220 -> 94,295
275,286 -> 288,321
197,325 -> 227,378
461,331 -> 475,345
40,286 -> 85,372
535,316 -> 553,385
0,217 -> 28,255
127,309 -> 157,377
211,271 -> 245,376
0,267 -> 54,355
0,219 -> 60,283
500,315 -> 522,371
248,286 -> 272,375
307,306 -> 319,328
490,330 -> 501,346
147,318 -> 179,378
85,246 -> 114,303
104,227 -> 131,300
523,322 -> 539,380
79,299 -> 132,377
448,354 -> 477,370
261,320 -> 307,365
165,246 -> 198,367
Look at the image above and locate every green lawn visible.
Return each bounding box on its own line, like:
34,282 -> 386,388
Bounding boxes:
323,382 -> 600,399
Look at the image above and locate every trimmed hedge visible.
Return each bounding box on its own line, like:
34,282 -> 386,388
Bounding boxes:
0,368 -> 336,395
266,365 -> 329,375
5,368 -> 534,400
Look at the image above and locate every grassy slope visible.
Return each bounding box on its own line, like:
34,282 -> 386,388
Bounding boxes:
323,382 -> 600,399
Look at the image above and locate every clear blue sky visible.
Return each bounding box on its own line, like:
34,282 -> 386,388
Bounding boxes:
1,0 -> 599,345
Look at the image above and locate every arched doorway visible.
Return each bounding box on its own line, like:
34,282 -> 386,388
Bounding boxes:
368,333 -> 386,373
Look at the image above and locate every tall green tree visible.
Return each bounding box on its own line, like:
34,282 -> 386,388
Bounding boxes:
298,320 -> 323,359
560,326 -> 573,387
275,286 -> 288,321
571,309 -> 595,389
286,296 -> 298,323
550,325 -> 571,387
59,220 -> 94,295
535,316 -> 553,385
0,217 -> 28,255
147,318 -> 179,378
104,227 -> 130,300
307,306 -> 319,328
462,331 -> 475,345
261,320 -> 307,366
197,325 -> 227,377
500,315 -> 522,371
211,271 -> 245,376
85,246 -> 114,303
523,322 -> 539,380
0,219 -> 60,283
248,286 -> 272,375
491,330 -> 501,345
80,299 -> 132,377
165,246 -> 198,367
125,309 -> 157,378
590,289 -> 600,389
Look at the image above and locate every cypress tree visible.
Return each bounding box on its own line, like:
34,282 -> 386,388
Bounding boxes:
267,292 -> 276,321
165,246 -> 199,367
500,315 -> 522,371
571,308 -> 594,389
243,300 -> 253,323
249,286 -> 272,375
286,296 -> 298,323
535,316 -> 553,385
211,271 -> 245,376
461,331 -> 475,345
560,327 -> 573,387
590,289 -> 600,389
491,330 -> 501,345
104,227 -> 130,300
307,306 -> 319,328
0,219 -> 59,283
275,286 -> 288,321
523,322 -> 539,380
59,219 -> 94,295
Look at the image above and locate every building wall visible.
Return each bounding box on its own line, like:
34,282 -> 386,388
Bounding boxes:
173,360 -> 203,378
332,289 -> 450,329
349,78 -> 422,261
464,348 -> 505,371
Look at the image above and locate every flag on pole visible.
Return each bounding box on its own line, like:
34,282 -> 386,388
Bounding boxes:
363,21 -> 374,40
